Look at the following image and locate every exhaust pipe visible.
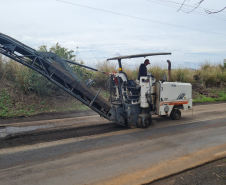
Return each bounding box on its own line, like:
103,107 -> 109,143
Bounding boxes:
167,60 -> 171,82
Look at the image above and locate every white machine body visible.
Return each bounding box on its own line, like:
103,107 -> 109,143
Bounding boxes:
139,76 -> 192,116
155,81 -> 192,115
140,77 -> 151,108
112,72 -> 192,117
140,74 -> 155,108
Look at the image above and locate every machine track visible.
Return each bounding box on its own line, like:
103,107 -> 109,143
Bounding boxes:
0,122 -> 127,149
1,102 -> 225,150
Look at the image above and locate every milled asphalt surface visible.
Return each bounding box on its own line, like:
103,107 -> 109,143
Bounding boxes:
0,103 -> 226,185
0,117 -> 226,169
149,158 -> 226,185
0,122 -> 125,149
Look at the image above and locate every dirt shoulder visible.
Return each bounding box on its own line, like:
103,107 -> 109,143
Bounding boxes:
0,109 -> 98,125
148,158 -> 226,185
1,101 -> 225,125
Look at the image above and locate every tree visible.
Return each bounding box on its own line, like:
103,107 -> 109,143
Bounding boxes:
38,43 -> 75,61
37,43 -> 93,82
178,0 -> 226,14
37,45 -> 48,52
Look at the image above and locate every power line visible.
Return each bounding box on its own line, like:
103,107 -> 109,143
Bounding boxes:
149,0 -> 226,20
147,0 -> 226,21
159,0 -> 226,13
150,0 -> 226,17
56,0 -> 226,36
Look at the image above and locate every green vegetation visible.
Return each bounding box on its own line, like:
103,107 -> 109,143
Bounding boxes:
93,60 -> 226,87
38,43 -> 93,83
193,91 -> 226,103
38,43 -> 76,60
1,43 -> 226,118
0,89 -> 35,117
0,42 -> 93,118
0,88 -> 88,118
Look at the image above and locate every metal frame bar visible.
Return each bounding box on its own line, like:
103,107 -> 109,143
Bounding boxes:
89,89 -> 101,107
0,41 -> 111,120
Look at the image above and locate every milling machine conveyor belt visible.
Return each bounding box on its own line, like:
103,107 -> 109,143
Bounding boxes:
0,33 -> 111,119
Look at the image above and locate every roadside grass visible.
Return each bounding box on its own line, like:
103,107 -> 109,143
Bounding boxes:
93,60 -> 226,88
193,91 -> 226,103
0,88 -> 89,118
1,85 -> 226,118
0,88 -> 35,117
1,54 -> 226,91
1,55 -> 226,118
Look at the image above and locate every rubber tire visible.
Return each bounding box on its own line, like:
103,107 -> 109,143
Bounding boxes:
141,118 -> 149,128
170,109 -> 181,120
142,116 -> 152,128
137,117 -> 142,128
137,117 -> 150,128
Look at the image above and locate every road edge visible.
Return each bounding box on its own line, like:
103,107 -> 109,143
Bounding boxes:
97,144 -> 226,185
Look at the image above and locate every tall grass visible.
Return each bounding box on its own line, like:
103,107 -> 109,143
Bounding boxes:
0,55 -> 93,97
0,56 -> 55,96
93,61 -> 196,84
93,61 -> 117,87
198,62 -> 226,87
93,60 -> 226,88
1,54 -> 226,94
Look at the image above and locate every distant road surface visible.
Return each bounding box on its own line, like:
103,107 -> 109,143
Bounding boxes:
0,103 -> 226,185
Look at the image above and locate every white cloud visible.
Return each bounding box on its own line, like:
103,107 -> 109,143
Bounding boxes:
0,0 -> 225,68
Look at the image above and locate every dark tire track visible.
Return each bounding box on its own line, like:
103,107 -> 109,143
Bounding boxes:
0,123 -> 127,149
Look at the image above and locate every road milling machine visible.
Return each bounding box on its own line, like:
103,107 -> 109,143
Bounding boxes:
0,33 -> 192,128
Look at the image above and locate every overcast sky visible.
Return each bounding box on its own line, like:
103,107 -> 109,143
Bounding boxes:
1,0 -> 226,68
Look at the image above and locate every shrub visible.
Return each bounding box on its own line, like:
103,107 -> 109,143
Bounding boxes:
93,60 -> 226,88
1,54 -> 226,99
93,61 -> 117,87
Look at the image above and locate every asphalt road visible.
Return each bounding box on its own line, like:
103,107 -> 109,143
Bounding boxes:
0,103 -> 226,185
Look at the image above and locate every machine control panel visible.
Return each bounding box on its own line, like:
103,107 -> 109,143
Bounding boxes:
142,79 -> 149,83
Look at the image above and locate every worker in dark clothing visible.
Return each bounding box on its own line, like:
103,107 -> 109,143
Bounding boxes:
138,59 -> 150,80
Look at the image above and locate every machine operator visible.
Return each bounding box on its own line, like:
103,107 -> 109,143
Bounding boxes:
138,59 -> 150,80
